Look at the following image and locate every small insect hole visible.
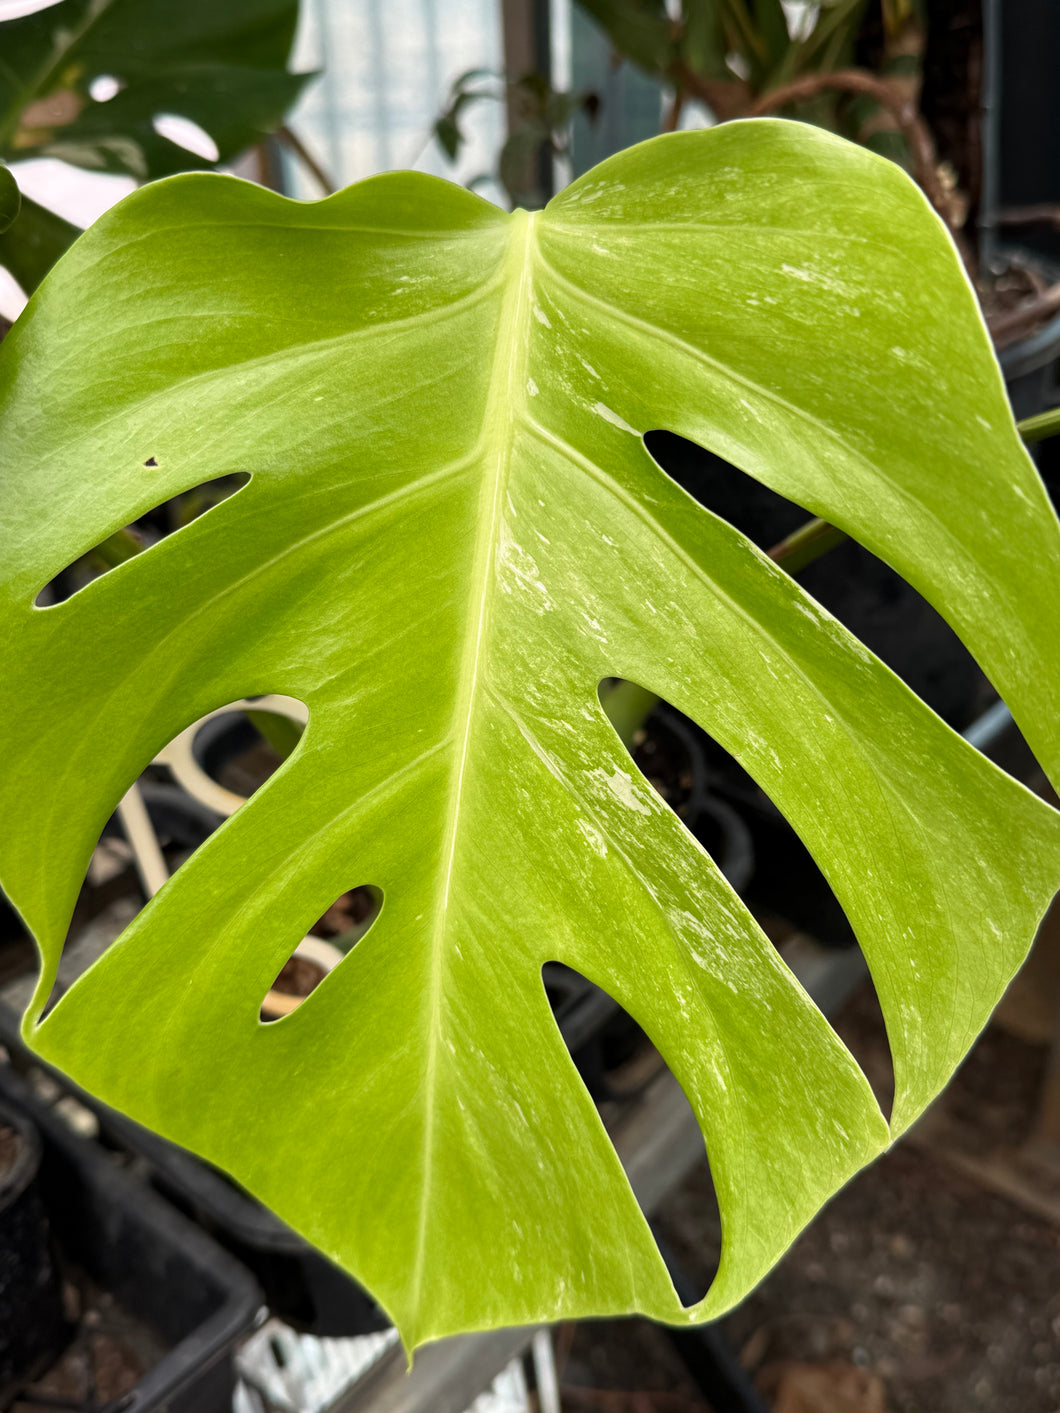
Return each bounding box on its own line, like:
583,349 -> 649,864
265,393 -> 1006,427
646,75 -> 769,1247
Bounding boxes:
143,456 -> 158,467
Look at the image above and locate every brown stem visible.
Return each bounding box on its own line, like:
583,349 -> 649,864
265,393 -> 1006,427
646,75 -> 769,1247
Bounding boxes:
277,125 -> 335,196
995,204 -> 1060,231
768,517 -> 847,573
671,62 -> 751,122
663,88 -> 685,133
986,281 -> 1060,348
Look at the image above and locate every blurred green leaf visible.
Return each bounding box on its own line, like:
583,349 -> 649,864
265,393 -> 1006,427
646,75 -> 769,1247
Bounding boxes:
0,0 -> 309,178
751,0 -> 791,64
680,0 -> 728,78
0,165 -> 18,233
577,0 -> 674,79
434,115 -> 462,161
0,192 -> 78,294
498,123 -> 550,204
434,73 -> 503,166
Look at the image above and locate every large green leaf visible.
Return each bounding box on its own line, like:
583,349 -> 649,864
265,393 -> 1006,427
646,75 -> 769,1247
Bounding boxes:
0,0 -> 308,178
2,121 -> 1059,1349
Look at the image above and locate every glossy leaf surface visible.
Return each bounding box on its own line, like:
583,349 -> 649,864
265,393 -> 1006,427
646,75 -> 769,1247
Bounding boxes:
2,122 -> 1059,1348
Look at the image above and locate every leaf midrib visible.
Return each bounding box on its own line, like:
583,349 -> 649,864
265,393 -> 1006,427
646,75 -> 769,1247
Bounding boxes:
406,207 -> 537,1326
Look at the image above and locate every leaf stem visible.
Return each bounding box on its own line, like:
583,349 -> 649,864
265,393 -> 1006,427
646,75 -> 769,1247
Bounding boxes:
1017,405 -> 1060,444
277,125 -> 335,196
90,527 -> 143,569
767,517 -> 848,574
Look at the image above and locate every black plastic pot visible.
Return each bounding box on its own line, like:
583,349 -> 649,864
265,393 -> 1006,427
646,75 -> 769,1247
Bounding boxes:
0,1000 -> 386,1341
0,1062 -> 262,1412
0,1098 -> 69,1404
991,248 -> 1060,425
89,1105 -> 390,1339
635,703 -> 754,893
710,783 -> 857,950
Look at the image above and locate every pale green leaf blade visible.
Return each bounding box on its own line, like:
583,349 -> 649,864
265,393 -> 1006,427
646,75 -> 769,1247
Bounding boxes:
1,123 -> 1058,1351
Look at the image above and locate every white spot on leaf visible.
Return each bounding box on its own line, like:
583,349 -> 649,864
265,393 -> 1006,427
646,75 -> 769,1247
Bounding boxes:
577,820 -> 608,857
591,402 -> 639,436
588,767 -> 652,815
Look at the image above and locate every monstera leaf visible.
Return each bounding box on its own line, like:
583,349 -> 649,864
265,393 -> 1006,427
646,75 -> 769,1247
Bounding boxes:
1,121 -> 1059,1349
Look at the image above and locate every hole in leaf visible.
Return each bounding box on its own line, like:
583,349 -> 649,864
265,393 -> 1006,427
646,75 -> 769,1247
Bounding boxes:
597,685 -> 754,893
34,471 -> 250,606
88,74 -> 124,103
192,709 -> 291,799
308,885 -> 381,944
604,681 -> 864,944
152,113 -> 220,163
260,886 -> 382,1024
644,431 -> 991,732
12,779 -> 225,1024
1,695 -> 307,1025
828,974 -> 895,1121
158,695 -> 307,819
645,430 -> 805,548
544,962 -> 719,1300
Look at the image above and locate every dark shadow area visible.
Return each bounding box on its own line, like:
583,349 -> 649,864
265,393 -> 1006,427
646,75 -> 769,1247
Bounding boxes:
644,432 -> 993,732
34,472 -> 250,606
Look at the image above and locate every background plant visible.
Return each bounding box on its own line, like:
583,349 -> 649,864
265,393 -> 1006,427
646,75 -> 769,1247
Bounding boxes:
0,0 -> 310,294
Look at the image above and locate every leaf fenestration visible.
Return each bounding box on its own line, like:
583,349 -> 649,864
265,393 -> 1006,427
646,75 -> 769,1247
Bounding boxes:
1,122 -> 1059,1349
